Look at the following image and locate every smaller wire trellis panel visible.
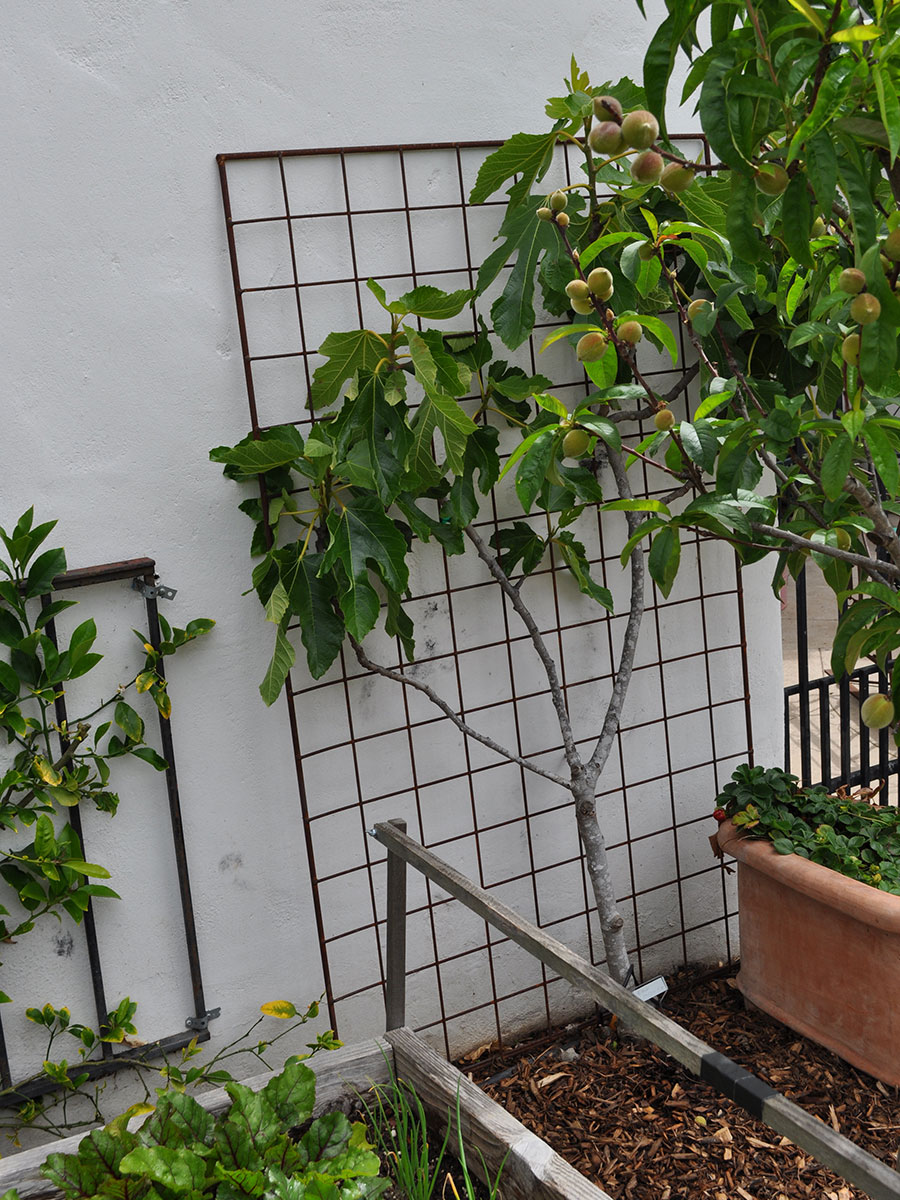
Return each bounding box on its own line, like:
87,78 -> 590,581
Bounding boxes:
217,136 -> 754,1056
0,560 -> 212,1100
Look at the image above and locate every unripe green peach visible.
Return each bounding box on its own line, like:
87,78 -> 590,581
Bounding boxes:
556,211 -> 570,228
638,242 -> 657,261
811,217 -> 827,237
660,162 -> 695,194
571,297 -> 595,315
621,109 -> 659,150
593,95 -> 623,121
576,332 -> 608,362
834,527 -> 852,551
537,206 -> 553,222
587,267 -> 614,300
550,190 -> 568,212
589,121 -> 625,155
849,293 -> 881,325
565,279 -> 591,302
654,407 -> 676,431
562,428 -> 591,458
687,298 -> 711,322
617,320 -> 643,345
631,150 -> 664,185
838,268 -> 866,295
841,333 -> 861,365
883,228 -> 900,261
861,693 -> 895,730
754,164 -> 789,196
881,253 -> 892,272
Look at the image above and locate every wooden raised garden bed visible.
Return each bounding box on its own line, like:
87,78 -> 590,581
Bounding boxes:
0,1030 -> 612,1200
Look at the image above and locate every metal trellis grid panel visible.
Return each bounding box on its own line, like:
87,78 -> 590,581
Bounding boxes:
217,136 -> 755,1056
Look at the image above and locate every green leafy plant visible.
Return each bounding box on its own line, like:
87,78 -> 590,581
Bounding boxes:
3,997 -> 342,1145
715,763 -> 900,893
359,1069 -> 449,1200
22,1050 -> 387,1200
0,508 -> 214,1006
215,0 -> 900,987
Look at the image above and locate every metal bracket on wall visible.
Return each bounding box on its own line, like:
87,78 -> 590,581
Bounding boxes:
132,577 -> 178,601
185,1007 -> 221,1032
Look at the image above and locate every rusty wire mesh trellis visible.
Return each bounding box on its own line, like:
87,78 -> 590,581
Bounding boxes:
217,136 -> 755,1056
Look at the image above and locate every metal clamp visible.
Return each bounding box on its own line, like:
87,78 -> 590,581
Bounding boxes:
185,1007 -> 221,1032
132,577 -> 178,602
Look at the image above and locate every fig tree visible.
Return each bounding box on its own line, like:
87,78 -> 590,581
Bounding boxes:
660,162 -> 694,194
556,212 -> 570,228
861,693 -> 895,730
654,407 -> 676,431
549,190 -> 568,212
838,268 -> 866,295
841,333 -> 860,365
849,293 -> 881,325
589,121 -> 625,155
631,150 -> 664,184
617,320 -> 642,345
587,267 -> 614,300
565,279 -> 591,302
537,206 -> 553,222
576,332 -> 608,362
621,109 -> 659,150
593,95 -> 623,121
754,164 -> 789,196
562,428 -> 591,458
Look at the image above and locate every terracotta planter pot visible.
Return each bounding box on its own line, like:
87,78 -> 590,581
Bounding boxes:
717,819 -> 900,1087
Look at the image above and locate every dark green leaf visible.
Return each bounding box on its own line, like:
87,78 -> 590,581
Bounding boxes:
515,429 -> 556,513
648,526 -> 681,598
210,439 -> 302,474
781,172 -> 813,268
469,132 -> 559,206
25,548 -> 67,599
277,548 -> 345,680
260,625 -> 295,706
131,746 -> 169,771
820,433 -> 853,500
309,330 -> 390,412
863,422 -> 900,497
394,285 -> 474,321
726,171 -> 763,263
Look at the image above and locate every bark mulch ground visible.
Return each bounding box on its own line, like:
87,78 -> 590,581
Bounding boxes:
456,966 -> 900,1200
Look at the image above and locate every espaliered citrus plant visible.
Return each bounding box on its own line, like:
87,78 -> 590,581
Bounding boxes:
215,0 -> 900,986
0,509 -> 213,1001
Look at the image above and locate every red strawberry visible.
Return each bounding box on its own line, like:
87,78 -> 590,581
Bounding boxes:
713,808 -> 727,823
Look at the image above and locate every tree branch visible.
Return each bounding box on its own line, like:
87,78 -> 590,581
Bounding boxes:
749,522 -> 900,583
844,468 -> 900,569
348,636 -> 572,791
586,448 -> 646,780
463,524 -> 581,771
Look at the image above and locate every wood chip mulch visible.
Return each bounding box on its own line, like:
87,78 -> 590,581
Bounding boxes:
456,966 -> 900,1200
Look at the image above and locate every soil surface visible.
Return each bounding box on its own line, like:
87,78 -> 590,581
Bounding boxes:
456,966 -> 900,1200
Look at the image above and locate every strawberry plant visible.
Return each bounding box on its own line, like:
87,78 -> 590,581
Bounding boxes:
715,764 -> 900,893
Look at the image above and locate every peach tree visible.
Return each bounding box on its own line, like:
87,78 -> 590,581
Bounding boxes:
214,0 -> 900,986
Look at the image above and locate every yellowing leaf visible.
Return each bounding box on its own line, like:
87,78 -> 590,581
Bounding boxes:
135,671 -> 156,693
832,24 -> 882,41
786,0 -> 826,33
260,1000 -> 298,1019
34,756 -> 62,786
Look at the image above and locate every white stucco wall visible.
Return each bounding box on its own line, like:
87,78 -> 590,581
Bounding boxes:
3,0 -> 783,1135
